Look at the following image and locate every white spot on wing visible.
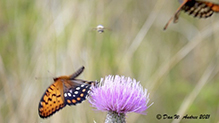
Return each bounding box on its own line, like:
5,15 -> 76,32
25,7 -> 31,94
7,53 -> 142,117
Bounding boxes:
74,91 -> 78,94
76,87 -> 80,90
68,93 -> 71,96
64,93 -> 67,97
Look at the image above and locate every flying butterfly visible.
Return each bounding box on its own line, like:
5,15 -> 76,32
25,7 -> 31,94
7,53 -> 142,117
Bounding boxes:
164,0 -> 219,30
38,66 -> 96,118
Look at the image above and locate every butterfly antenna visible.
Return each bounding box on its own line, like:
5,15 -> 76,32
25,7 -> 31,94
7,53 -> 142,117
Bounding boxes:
70,66 -> 85,79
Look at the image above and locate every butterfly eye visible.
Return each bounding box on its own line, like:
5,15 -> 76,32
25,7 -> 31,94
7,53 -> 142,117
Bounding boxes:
53,77 -> 58,81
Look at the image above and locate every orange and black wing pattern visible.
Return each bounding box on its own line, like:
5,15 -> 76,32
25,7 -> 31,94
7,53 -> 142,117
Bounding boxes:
181,0 -> 219,18
38,66 -> 96,118
164,0 -> 219,30
38,80 -> 66,118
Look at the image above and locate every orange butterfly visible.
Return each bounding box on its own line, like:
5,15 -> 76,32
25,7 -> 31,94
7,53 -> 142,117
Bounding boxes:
164,0 -> 219,30
38,66 -> 96,118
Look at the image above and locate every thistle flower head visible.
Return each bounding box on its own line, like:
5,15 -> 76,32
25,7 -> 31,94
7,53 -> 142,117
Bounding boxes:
88,75 -> 152,114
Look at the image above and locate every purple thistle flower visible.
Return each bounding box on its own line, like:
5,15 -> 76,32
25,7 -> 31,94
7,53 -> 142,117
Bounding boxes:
88,75 -> 153,123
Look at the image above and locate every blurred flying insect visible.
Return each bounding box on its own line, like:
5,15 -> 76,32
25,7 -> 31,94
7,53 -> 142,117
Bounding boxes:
93,24 -> 110,33
95,24 -> 105,33
38,66 -> 96,118
164,0 -> 219,30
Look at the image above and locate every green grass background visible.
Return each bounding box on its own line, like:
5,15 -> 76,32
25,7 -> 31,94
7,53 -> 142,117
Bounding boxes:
0,0 -> 219,122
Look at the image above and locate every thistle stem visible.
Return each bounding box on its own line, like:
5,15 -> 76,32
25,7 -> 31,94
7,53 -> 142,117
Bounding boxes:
105,111 -> 126,123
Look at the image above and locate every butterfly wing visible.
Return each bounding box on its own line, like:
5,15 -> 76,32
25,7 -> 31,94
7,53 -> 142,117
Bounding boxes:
203,1 -> 219,12
38,80 -> 66,118
63,79 -> 93,105
181,0 -> 214,18
69,66 -> 84,80
164,0 -> 219,30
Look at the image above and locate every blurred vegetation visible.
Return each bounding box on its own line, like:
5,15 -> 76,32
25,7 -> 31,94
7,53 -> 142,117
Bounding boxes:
0,0 -> 219,123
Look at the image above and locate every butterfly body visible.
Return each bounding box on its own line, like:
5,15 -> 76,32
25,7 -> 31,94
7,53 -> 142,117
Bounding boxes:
164,0 -> 219,30
38,66 -> 95,118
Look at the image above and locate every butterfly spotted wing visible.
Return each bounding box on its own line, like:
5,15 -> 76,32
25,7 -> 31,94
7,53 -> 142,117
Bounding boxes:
164,0 -> 219,30
38,66 -> 96,118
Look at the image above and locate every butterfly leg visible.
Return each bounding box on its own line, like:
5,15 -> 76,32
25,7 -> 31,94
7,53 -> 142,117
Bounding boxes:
164,0 -> 189,30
